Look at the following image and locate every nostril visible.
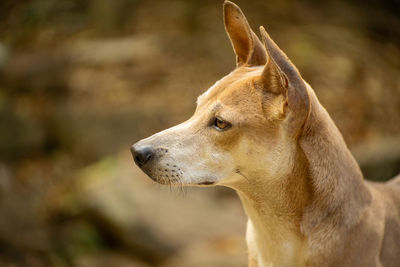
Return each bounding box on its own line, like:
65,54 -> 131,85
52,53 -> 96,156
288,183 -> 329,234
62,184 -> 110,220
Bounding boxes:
134,155 -> 141,165
145,153 -> 152,162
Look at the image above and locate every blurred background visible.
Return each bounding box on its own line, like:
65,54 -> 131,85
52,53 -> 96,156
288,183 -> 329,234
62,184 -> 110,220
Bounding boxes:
0,0 -> 399,266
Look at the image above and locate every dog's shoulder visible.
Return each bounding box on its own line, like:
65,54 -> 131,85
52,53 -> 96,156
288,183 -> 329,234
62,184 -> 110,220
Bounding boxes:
365,179 -> 400,266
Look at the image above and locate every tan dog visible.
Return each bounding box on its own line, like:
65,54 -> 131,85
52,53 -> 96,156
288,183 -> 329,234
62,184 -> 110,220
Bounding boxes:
131,1 -> 400,266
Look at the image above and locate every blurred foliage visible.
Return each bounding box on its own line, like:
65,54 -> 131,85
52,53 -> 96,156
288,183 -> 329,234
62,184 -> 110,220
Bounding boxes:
0,0 -> 399,266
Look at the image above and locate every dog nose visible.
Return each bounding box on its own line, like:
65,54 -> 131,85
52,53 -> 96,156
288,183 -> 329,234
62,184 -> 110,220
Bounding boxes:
131,145 -> 154,167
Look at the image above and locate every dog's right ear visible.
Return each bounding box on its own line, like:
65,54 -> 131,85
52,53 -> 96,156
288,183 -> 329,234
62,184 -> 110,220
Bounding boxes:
223,1 -> 266,67
259,26 -> 310,138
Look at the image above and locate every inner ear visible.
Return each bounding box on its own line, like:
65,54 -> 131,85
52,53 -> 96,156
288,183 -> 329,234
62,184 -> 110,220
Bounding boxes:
223,1 -> 266,67
261,93 -> 287,120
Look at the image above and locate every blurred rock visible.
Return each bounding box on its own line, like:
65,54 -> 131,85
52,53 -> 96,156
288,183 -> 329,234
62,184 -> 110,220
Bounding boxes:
76,251 -> 149,267
163,237 -> 247,267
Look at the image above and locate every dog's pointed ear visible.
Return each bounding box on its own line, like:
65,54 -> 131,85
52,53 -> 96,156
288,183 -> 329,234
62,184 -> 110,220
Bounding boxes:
259,26 -> 310,137
223,1 -> 267,67
259,29 -> 288,95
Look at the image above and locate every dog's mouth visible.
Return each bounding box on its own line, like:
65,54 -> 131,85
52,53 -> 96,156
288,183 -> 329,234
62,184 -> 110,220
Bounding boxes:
154,176 -> 181,185
197,181 -> 215,186
140,162 -> 185,186
143,166 -> 217,187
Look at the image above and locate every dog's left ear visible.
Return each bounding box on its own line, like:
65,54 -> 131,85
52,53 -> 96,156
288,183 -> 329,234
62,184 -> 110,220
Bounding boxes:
223,1 -> 267,67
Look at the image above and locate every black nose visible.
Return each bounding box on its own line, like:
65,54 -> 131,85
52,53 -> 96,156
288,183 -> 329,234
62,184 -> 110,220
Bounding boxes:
131,145 -> 154,167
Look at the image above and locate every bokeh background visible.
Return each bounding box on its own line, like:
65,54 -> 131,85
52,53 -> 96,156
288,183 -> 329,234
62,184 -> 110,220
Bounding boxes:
0,0 -> 399,266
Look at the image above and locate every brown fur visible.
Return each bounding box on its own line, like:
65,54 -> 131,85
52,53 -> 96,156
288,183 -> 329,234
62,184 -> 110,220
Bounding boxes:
132,1 -> 400,266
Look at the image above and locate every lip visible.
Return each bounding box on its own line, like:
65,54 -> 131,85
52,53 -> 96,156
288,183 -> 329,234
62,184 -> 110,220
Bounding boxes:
197,181 -> 215,185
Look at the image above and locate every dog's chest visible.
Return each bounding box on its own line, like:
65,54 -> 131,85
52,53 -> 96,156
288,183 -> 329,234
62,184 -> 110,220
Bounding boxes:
246,220 -> 305,267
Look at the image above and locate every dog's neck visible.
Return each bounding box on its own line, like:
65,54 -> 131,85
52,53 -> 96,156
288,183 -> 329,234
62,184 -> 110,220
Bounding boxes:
223,84 -> 371,265
299,86 -> 371,234
232,143 -> 310,266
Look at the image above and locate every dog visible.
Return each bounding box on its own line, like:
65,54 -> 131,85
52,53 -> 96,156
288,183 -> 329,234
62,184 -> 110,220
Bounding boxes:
131,1 -> 400,266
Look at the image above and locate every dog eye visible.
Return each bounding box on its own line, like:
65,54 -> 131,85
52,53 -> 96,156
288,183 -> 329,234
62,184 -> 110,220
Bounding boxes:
213,118 -> 231,131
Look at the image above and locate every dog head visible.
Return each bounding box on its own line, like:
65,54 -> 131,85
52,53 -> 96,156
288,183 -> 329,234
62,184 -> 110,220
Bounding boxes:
131,1 -> 309,187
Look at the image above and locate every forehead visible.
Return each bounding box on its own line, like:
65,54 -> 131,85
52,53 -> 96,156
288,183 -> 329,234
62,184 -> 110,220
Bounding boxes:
197,66 -> 263,109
